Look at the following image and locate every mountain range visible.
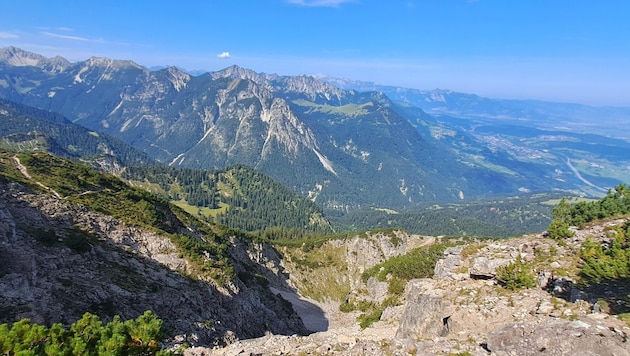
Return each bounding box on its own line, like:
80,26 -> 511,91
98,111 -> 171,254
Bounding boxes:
1,47 -> 630,354
0,96 -> 554,238
1,46 -> 628,212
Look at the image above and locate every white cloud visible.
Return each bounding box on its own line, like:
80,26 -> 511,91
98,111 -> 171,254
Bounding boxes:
287,0 -> 355,7
0,32 -> 19,39
217,52 -> 230,58
42,31 -> 88,41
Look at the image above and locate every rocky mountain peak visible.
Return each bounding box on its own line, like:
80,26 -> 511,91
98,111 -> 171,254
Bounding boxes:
274,75 -> 349,104
41,55 -> 71,73
212,66 -> 350,105
0,46 -> 72,73
163,66 -> 191,91
84,56 -> 143,70
211,65 -> 270,83
0,46 -> 47,66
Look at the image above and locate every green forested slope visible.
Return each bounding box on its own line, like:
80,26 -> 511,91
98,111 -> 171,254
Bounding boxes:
123,164 -> 332,235
0,98 -> 154,166
331,194 -> 561,238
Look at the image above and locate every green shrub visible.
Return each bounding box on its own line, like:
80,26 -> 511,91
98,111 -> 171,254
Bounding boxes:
362,243 -> 452,283
358,308 -> 383,329
389,234 -> 403,247
381,295 -> 401,308
339,301 -> 356,313
580,224 -> 630,284
355,300 -> 376,312
32,228 -> 58,245
0,310 -> 170,355
557,185 -> 630,228
64,231 -> 93,253
387,277 -> 406,296
546,197 -> 576,239
546,220 -> 574,239
495,256 -> 536,290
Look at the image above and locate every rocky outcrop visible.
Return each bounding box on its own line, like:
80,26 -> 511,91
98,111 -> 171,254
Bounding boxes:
396,283 -> 450,340
433,244 -> 465,280
0,180 -> 307,346
193,221 -> 630,355
469,256 -> 512,279
338,231 -> 428,290
487,319 -> 629,355
273,230 -> 429,307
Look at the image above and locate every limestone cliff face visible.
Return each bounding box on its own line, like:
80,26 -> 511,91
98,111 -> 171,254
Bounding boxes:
261,231 -> 428,306
0,180 -> 307,346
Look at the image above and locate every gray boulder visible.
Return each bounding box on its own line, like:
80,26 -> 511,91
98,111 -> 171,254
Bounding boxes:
396,282 -> 451,340
469,256 -> 511,279
486,319 -> 629,356
433,245 -> 465,279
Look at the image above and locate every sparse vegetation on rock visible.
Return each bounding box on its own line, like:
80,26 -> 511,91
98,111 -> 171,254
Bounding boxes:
1,148 -> 630,355
495,255 -> 536,290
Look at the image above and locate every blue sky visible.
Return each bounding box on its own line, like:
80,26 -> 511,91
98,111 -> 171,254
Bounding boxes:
1,0 -> 629,106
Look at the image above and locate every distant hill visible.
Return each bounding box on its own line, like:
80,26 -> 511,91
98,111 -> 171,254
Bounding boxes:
123,164 -> 333,234
332,190 -> 584,237
319,75 -> 630,140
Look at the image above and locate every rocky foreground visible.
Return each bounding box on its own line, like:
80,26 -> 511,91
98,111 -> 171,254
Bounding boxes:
188,222 -> 630,355
1,164 -> 628,355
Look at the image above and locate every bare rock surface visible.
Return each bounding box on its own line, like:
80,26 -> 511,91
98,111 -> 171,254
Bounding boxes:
487,319 -> 629,355
0,180 -> 308,346
2,168 -> 629,355
270,287 -> 329,332
189,219 -> 630,355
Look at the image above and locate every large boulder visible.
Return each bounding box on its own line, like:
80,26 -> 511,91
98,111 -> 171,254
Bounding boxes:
486,319 -> 629,355
396,280 -> 451,340
433,245 -> 465,280
469,256 -> 511,279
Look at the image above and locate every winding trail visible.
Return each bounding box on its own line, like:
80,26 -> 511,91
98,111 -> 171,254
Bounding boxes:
12,155 -> 62,199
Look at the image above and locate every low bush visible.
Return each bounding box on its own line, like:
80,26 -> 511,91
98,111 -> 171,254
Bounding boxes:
580,222 -> 630,284
362,243 -> 452,283
495,256 -> 536,290
0,310 -> 170,355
